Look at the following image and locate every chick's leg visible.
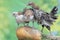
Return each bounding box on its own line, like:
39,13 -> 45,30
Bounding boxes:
41,25 -> 44,33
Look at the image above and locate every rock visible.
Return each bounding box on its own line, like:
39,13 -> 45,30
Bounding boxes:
42,33 -> 60,40
16,26 -> 41,40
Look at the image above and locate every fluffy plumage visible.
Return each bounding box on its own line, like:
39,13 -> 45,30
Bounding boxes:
13,9 -> 34,26
28,2 -> 58,33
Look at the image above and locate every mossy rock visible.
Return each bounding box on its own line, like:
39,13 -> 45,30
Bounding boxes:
16,26 -> 42,40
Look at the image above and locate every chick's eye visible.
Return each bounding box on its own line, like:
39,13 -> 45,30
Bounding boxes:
13,13 -> 15,15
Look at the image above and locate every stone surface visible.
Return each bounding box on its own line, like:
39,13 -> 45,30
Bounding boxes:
16,26 -> 41,40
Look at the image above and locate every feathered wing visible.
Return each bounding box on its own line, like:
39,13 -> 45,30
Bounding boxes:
50,6 -> 58,19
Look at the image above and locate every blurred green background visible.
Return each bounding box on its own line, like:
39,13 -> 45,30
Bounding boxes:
0,0 -> 60,40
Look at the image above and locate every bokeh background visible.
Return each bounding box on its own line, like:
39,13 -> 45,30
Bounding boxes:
0,0 -> 60,40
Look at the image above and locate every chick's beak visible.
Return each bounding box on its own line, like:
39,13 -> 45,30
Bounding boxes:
27,3 -> 31,6
13,13 -> 15,16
